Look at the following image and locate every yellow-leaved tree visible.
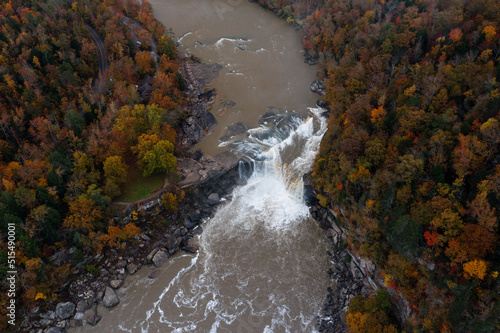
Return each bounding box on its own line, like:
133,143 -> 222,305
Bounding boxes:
463,260 -> 488,280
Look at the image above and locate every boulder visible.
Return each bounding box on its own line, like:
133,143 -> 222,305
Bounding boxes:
54,319 -> 69,328
164,235 -> 179,253
191,226 -> 203,236
152,250 -> 169,267
183,216 -> 197,230
127,263 -> 138,275
330,222 -> 342,234
102,287 -> 120,308
207,193 -> 220,205
305,56 -> 318,65
87,314 -> 102,326
326,228 -> 337,239
140,234 -> 151,242
75,299 -> 88,313
55,302 -> 75,320
182,245 -> 199,253
146,248 -> 159,262
360,258 -> 376,275
44,327 -> 65,333
310,80 -> 326,95
148,269 -> 161,279
110,279 -> 123,289
316,99 -> 329,109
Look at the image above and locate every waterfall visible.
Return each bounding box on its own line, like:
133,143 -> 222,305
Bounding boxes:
134,108 -> 330,332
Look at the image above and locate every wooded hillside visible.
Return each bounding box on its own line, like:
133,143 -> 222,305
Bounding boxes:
258,0 -> 499,331
0,0 -> 184,327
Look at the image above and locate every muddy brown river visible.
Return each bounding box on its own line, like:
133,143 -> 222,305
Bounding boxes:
70,1 -> 331,332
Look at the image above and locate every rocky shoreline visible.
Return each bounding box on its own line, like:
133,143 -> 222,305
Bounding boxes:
178,53 -> 222,147
309,204 -> 377,333
18,53 -> 237,332
20,154 -> 245,332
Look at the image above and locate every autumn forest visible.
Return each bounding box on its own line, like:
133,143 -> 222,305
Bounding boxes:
257,0 -> 499,331
0,0 -> 185,328
1,0 -> 499,332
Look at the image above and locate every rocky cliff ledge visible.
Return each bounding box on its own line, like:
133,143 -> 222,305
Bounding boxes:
178,54 -> 222,147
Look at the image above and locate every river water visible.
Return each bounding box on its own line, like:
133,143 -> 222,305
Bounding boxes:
71,0 -> 331,332
150,0 -> 318,155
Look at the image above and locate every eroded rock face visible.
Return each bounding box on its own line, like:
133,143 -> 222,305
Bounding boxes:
102,287 -> 120,308
219,122 -> 248,142
179,57 -> 221,148
311,205 -> 372,333
177,152 -> 239,188
55,302 -> 75,320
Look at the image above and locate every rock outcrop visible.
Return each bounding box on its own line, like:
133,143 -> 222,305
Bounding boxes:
310,79 -> 326,95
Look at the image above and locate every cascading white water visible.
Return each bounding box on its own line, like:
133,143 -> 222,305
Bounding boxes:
136,108 -> 329,332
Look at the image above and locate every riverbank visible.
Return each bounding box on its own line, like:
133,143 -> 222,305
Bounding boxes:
20,158 -> 243,332
17,49 -> 241,331
309,203 -> 375,333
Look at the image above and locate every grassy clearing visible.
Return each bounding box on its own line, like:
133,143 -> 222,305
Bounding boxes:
118,163 -> 165,202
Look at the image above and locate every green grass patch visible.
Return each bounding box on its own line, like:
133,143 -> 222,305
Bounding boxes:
118,163 -> 165,202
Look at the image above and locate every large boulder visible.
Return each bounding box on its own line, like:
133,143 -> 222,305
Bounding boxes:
83,308 -> 102,326
152,250 -> 169,267
76,300 -> 88,313
207,193 -> 220,205
55,301 -> 75,320
164,235 -> 179,253
102,287 -> 120,308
